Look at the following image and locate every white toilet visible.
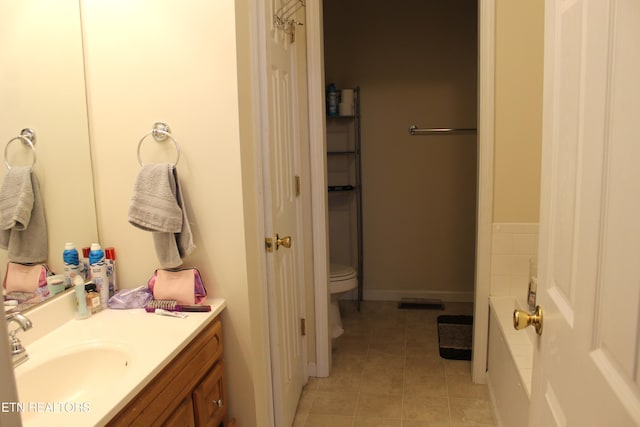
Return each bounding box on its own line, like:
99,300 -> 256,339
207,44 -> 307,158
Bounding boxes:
329,263 -> 358,339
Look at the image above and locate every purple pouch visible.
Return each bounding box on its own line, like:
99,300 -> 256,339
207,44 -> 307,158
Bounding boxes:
147,268 -> 207,305
108,286 -> 153,309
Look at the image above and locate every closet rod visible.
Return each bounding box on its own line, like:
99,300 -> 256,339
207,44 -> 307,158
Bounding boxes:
408,124 -> 477,136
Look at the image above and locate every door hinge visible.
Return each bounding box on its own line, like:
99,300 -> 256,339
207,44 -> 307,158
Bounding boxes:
295,175 -> 301,197
300,318 -> 306,336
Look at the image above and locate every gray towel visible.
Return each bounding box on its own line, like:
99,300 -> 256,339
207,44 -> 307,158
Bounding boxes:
0,166 -> 48,263
128,164 -> 195,268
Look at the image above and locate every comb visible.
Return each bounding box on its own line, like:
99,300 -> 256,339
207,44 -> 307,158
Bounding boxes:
145,299 -> 211,312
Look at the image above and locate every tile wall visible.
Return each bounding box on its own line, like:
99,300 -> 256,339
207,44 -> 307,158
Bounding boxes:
490,223 -> 539,307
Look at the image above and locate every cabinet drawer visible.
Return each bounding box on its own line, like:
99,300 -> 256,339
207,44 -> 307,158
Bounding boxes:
164,396 -> 196,427
193,361 -> 226,427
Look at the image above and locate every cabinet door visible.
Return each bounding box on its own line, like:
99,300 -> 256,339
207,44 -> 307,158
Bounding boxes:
163,396 -> 196,427
193,361 -> 226,427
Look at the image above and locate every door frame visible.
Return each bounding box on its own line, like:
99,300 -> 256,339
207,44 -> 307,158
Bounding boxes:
306,0 -> 495,382
305,0 -> 331,378
247,0 -> 312,424
472,0 -> 495,384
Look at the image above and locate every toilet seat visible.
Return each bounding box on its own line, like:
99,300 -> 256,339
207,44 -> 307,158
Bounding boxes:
330,263 -> 357,281
329,264 -> 357,294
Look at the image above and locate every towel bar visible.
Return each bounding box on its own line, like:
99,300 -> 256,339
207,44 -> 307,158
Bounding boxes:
408,125 -> 477,136
4,129 -> 36,170
137,122 -> 180,167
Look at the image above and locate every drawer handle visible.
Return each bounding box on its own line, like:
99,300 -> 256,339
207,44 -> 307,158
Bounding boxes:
213,399 -> 223,407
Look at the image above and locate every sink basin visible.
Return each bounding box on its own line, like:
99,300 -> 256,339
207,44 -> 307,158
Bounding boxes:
15,341 -> 132,410
6,294 -> 224,426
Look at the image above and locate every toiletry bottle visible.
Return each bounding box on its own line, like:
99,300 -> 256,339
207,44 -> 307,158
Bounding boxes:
105,247 -> 117,298
528,276 -> 538,312
327,83 -> 338,117
74,276 -> 90,320
89,243 -> 109,308
85,282 -> 101,314
35,273 -> 50,301
81,246 -> 91,278
47,275 -> 66,296
528,257 -> 538,311
63,242 -> 84,287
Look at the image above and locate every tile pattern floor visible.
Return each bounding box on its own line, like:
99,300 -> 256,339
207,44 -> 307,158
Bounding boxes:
293,300 -> 495,427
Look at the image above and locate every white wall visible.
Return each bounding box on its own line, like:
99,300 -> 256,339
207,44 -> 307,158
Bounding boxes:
490,223 -> 538,306
81,1 -> 268,425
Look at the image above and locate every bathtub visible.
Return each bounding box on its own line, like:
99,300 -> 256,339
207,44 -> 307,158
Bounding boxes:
487,296 -> 534,427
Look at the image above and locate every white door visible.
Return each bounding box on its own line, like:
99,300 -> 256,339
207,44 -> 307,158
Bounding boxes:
530,0 -> 640,425
261,1 -> 306,426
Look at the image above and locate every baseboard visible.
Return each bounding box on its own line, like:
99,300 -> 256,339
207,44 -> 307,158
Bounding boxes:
307,362 -> 318,378
363,289 -> 474,303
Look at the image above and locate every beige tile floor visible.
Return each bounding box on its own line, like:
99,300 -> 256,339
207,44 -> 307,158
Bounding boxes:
293,300 -> 495,427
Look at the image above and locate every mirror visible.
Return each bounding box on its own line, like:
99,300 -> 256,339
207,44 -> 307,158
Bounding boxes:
0,0 -> 99,312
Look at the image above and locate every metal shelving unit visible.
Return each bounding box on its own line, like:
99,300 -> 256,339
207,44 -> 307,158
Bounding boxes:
326,87 -> 363,308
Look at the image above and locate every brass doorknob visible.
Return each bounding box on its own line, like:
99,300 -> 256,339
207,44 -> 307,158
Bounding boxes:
513,305 -> 543,336
276,234 -> 292,250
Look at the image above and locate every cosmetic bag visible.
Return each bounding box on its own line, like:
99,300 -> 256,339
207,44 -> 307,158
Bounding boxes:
3,262 -> 51,298
147,267 -> 207,305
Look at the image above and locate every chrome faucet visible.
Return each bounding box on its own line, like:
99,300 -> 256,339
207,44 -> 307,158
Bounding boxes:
6,312 -> 32,367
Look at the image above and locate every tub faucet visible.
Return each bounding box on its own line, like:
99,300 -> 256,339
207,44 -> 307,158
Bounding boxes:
6,312 -> 33,367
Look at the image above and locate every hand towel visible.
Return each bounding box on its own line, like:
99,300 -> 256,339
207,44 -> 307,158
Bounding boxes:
0,166 -> 48,263
128,164 -> 195,268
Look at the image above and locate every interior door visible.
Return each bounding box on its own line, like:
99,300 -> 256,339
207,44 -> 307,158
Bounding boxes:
530,0 -> 640,425
262,1 -> 306,426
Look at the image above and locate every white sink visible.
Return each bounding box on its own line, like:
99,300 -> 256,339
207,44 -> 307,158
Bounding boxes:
7,292 -> 225,426
15,341 -> 132,423
16,341 -> 132,402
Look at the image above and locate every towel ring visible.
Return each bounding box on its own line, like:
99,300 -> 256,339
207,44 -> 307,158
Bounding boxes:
137,122 -> 180,167
4,129 -> 36,170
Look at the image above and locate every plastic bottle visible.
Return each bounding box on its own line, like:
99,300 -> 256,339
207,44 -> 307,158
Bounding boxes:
35,277 -> 50,301
63,242 -> 83,287
89,243 -> 109,309
74,276 -> 90,320
105,247 -> 117,298
81,246 -> 91,279
327,83 -> 338,117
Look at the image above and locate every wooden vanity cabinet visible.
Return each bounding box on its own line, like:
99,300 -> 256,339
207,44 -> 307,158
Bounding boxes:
193,359 -> 226,426
107,315 -> 228,427
164,396 -> 196,427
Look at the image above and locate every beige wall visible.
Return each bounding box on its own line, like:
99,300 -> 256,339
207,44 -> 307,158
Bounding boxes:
81,1 -> 267,425
324,0 -> 477,299
493,0 -> 544,222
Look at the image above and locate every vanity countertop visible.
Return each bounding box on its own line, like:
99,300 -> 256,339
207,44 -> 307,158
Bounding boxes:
11,292 -> 226,427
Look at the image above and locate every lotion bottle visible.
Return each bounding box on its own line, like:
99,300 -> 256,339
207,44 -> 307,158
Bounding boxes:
74,276 -> 90,320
